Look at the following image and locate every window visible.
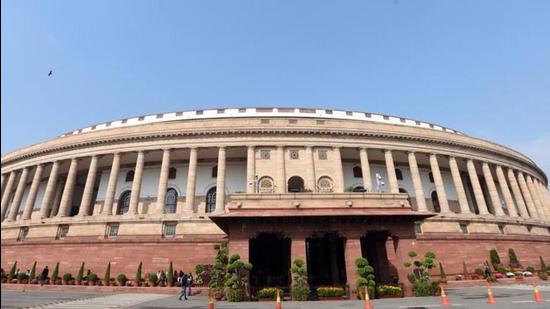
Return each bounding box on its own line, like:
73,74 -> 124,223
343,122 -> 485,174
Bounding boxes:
217,109 -> 225,114
196,110 -> 203,115
168,167 -> 177,179
318,150 -> 327,160
353,166 -> 363,178
353,186 -> 366,192
317,176 -> 334,192
18,227 -> 29,241
498,224 -> 505,234
399,188 -> 408,194
156,114 -> 163,119
395,169 -> 403,180
260,149 -> 271,160
431,191 -> 441,213
212,166 -> 218,178
258,177 -> 275,193
138,116 -> 145,121
260,119 -> 270,124
56,225 -> 69,239
288,176 -> 305,193
163,222 -> 177,237
125,171 -> 135,182
106,223 -> 119,238
164,188 -> 178,214
428,172 -> 434,183
289,150 -> 299,160
459,223 -> 469,234
325,109 -> 333,114
526,225 -> 533,233
117,191 -> 131,215
316,120 -> 325,125
414,223 -> 422,235
206,187 -> 216,213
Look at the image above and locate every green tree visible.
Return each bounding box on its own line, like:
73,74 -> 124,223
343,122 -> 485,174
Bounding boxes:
51,262 -> 60,283
135,262 -> 143,285
290,259 -> 310,301
76,262 -> 85,283
30,261 -> 37,280
489,249 -> 501,269
209,241 -> 229,299
355,257 -> 376,299
508,248 -> 520,266
224,254 -> 252,302
8,261 -> 17,280
540,256 -> 547,272
104,262 -> 111,286
167,261 -> 174,286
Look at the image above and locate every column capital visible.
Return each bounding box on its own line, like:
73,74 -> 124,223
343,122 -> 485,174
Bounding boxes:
247,145 -> 255,150
384,149 -> 393,154
161,148 -> 172,152
218,146 -> 227,151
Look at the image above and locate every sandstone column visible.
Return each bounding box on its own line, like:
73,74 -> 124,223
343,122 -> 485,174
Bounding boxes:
449,156 -> 470,214
535,180 -> 550,220
305,146 -> 316,191
102,153 -> 121,215
128,151 -> 145,215
276,146 -> 286,193
78,156 -> 99,216
359,148 -> 373,192
333,147 -> 345,193
408,152 -> 427,212
1,171 -> 17,220
344,237 -> 362,295
482,162 -> 504,216
0,174 -> 6,196
466,159 -> 489,215
495,165 -> 517,217
246,146 -> 255,194
507,168 -> 529,218
517,172 -> 538,219
185,148 -> 198,213
526,175 -> 543,219
156,149 -> 171,213
384,150 -> 399,193
50,178 -> 65,217
40,161 -> 60,218
7,168 -> 29,221
22,165 -> 44,220
57,158 -> 79,217
429,154 -> 450,213
215,147 -> 226,213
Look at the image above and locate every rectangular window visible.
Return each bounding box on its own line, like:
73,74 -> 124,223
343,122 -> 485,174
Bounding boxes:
196,110 -> 203,115
238,108 -> 247,113
176,112 -> 183,116
346,111 -> 353,116
414,223 -> 422,235
316,120 -> 325,125
163,222 -> 177,237
364,113 -> 371,118
217,109 -> 225,114
156,113 -> 163,119
459,223 -> 469,234
260,119 -> 270,124
106,223 -> 119,238
56,225 -> 69,239
18,227 -> 29,241
138,116 -> 145,121
325,109 -> 333,114
318,150 -> 328,160
289,149 -> 299,160
498,224 -> 505,234
260,149 -> 271,160
526,225 -> 533,233
121,119 -> 128,124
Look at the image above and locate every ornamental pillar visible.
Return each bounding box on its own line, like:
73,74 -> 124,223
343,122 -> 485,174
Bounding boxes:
466,159 -> 489,215
22,164 -> 44,220
246,146 -> 255,194
0,174 -> 6,196
333,147 -> 345,193
534,180 -> 550,220
1,171 -> 17,221
359,148 -> 373,192
517,172 -> 538,219
384,150 -> 399,193
429,154 -> 451,213
185,148 -> 198,213
449,157 -> 470,214
526,175 -> 544,219
305,146 -> 316,191
102,153 -> 121,215
156,149 -> 171,213
215,147 -> 226,213
78,156 -> 99,216
7,168 -> 29,221
408,152 -> 427,212
128,151 -> 145,215
495,165 -> 518,217
507,168 -> 529,218
482,162 -> 504,216
57,158 -> 79,217
276,146 -> 286,193
40,161 -> 60,218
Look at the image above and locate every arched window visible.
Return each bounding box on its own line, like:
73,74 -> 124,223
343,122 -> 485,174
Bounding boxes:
353,166 -> 363,178
353,185 -> 366,192
164,188 -> 178,213
212,166 -> 218,178
168,167 -> 177,179
258,176 -> 275,193
395,169 -> 403,180
206,187 -> 216,213
287,176 -> 305,193
428,172 -> 434,183
125,171 -> 135,182
317,176 -> 334,192
431,191 -> 441,213
117,191 -> 131,215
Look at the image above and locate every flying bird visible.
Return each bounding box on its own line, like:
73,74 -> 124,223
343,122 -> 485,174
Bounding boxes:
48,70 -> 53,76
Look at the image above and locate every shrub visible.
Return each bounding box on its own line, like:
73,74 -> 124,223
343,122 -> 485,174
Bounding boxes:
539,272 -> 548,281
291,259 -> 309,301
462,262 -> 469,278
526,266 -> 535,273
1,272 -> 7,279
257,287 -> 281,299
226,288 -> 244,302
17,273 -> 28,280
63,273 -> 73,281
474,268 -> 484,277
412,278 -> 439,297
167,262 -> 174,285
30,261 -> 37,280
51,262 -> 60,281
104,262 -> 111,285
148,273 -> 158,285
438,262 -> 447,284
355,257 -> 375,298
194,264 -> 213,285
317,287 -> 345,297
377,285 -> 402,296
117,274 -> 127,285
135,262 -> 143,284
498,267 -> 508,274
8,261 -> 17,280
540,256 -> 547,272
225,254 -> 252,302
76,262 -> 85,282
88,273 -> 98,282
404,251 -> 438,282
209,241 -> 229,299
508,248 -> 520,265
489,249 -> 501,269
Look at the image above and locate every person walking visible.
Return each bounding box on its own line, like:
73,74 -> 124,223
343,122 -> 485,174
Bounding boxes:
186,273 -> 193,297
39,266 -> 49,286
178,273 -> 189,301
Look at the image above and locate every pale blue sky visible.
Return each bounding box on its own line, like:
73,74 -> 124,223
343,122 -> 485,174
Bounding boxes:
2,1 -> 549,176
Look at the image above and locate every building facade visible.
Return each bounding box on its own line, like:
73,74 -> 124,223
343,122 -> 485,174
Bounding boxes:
1,107 -> 549,292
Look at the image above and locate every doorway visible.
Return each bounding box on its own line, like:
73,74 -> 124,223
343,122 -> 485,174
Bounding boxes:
306,232 -> 347,287
360,232 -> 394,283
249,233 -> 291,289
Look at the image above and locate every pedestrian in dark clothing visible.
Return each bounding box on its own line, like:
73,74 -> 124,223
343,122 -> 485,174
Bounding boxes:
187,273 -> 193,296
178,273 -> 189,300
39,266 -> 49,286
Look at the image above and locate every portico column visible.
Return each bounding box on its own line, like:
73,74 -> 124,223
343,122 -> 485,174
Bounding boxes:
215,147 -> 226,213
384,150 -> 399,193
344,237 -> 362,294
50,178 -> 65,217
246,146 -> 255,194
1,171 -> 17,220
495,165 -> 518,217
466,159 -> 490,215
102,153 -> 121,215
526,175 -> 543,219
40,162 -> 60,218
305,146 -> 316,191
408,152 -> 427,212
57,158 -> 79,217
517,172 -> 538,219
359,148 -> 373,192
7,168 -> 29,221
449,157 -> 470,214
22,165 -> 44,220
429,154 -> 451,213
507,169 -> 529,218
0,174 -> 7,196
128,151 -> 145,215
185,148 -> 198,213
534,180 -> 549,220
276,146 -> 286,193
156,149 -> 171,213
78,156 -> 99,216
482,162 -> 504,216
333,147 -> 345,193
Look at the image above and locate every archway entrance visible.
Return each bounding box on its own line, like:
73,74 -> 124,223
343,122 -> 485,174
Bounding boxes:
287,176 -> 305,192
360,232 -> 395,284
306,232 -> 347,288
249,233 -> 291,289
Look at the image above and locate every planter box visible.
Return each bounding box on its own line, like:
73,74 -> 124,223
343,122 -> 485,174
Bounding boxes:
318,296 -> 346,301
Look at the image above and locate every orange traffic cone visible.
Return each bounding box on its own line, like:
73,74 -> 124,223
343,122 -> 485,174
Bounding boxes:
363,287 -> 373,309
486,283 -> 496,304
276,289 -> 282,309
208,289 -> 215,309
440,285 -> 449,307
533,285 -> 544,303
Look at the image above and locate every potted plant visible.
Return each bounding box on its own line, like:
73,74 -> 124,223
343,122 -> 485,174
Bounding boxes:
16,273 -> 28,284
76,263 -> 85,285
290,259 -> 310,301
135,262 -> 143,287
224,254 -> 253,302
355,257 -> 375,299
472,268 -> 484,280
7,261 -> 17,282
316,287 -> 345,300
29,261 -> 37,284
62,273 -> 73,285
508,248 -> 521,269
88,273 -> 98,286
256,287 -> 281,301
167,262 -> 174,287
489,249 -> 501,271
148,273 -> 158,287
462,262 -> 470,280
209,241 -> 229,300
377,285 -> 403,298
117,274 -> 127,286
50,262 -> 60,285
103,262 -> 111,286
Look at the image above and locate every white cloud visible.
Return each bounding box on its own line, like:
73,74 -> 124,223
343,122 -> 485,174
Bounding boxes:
512,135 -> 550,182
